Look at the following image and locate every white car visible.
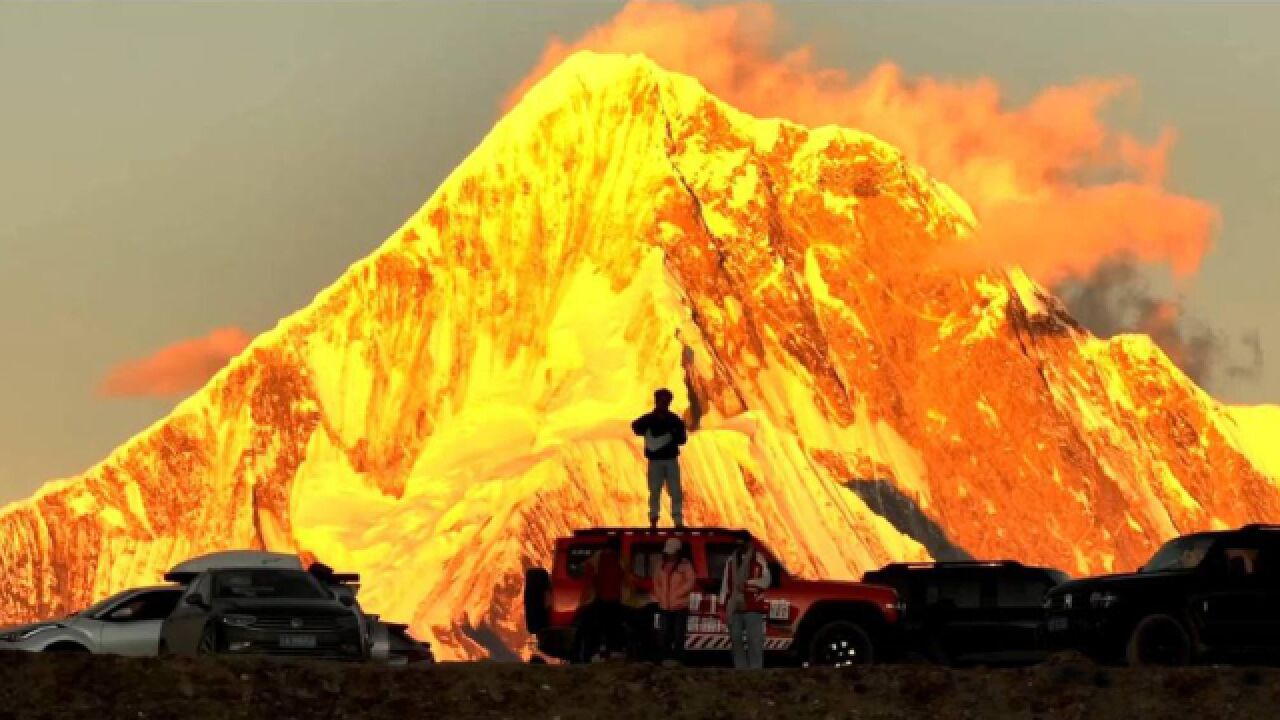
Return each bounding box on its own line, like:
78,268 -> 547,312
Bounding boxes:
0,585 -> 183,655
0,549 -> 432,663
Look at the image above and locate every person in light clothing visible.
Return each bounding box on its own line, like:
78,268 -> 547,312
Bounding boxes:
630,388 -> 688,529
652,538 -> 696,665
718,536 -> 772,669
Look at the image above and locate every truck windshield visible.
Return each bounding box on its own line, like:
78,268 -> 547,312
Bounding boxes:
1142,536 -> 1215,573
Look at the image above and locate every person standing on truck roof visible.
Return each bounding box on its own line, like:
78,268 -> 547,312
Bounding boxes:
631,388 -> 688,529
653,538 -> 696,666
719,536 -> 771,669
579,536 -> 627,661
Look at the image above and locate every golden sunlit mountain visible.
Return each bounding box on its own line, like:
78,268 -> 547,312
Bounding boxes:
1,52 -> 1277,660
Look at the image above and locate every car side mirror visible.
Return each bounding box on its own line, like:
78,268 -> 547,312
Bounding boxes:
184,594 -> 207,608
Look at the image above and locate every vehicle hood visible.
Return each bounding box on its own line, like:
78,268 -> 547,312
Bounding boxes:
0,620 -> 64,634
784,578 -> 899,604
215,598 -> 353,616
1048,570 -> 1191,596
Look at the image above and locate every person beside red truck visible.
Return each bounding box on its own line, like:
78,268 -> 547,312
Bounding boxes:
652,538 -> 696,665
718,536 -> 772,669
578,536 -> 627,661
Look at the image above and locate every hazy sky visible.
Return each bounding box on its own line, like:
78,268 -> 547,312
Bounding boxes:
1,1 -> 1278,503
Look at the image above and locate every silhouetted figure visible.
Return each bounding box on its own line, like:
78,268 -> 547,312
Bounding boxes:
631,388 -> 688,529
719,536 -> 771,669
653,538 -> 696,665
578,537 -> 626,661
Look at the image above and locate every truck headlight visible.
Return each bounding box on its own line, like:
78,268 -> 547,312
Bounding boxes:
1089,591 -> 1119,610
221,614 -> 256,628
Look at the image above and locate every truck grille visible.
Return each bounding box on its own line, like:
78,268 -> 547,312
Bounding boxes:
249,616 -> 340,631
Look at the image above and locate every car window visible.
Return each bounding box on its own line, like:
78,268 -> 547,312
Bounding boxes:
106,590 -> 182,622
1217,545 -> 1262,578
996,576 -> 1051,608
1143,535 -> 1215,573
931,574 -> 982,609
80,589 -> 135,618
213,569 -> 327,599
139,590 -> 183,619
627,542 -> 665,579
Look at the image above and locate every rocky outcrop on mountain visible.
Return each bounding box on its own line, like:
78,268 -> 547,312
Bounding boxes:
1,52 -> 1276,659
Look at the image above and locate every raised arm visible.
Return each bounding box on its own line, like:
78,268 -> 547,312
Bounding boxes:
748,554 -> 771,590
630,412 -> 651,436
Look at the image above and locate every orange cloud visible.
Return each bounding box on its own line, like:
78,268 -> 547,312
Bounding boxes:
99,327 -> 250,398
506,1 -> 1218,285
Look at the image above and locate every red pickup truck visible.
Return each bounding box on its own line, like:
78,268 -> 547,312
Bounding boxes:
524,527 -> 903,666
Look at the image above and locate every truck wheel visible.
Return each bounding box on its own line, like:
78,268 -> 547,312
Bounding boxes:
808,620 -> 874,667
1126,614 -> 1191,667
524,568 -> 552,634
197,625 -> 219,656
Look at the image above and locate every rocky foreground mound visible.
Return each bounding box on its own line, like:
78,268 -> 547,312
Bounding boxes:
1,651 -> 1276,720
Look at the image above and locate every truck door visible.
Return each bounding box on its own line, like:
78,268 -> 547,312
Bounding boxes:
991,571 -> 1053,659
928,570 -> 987,663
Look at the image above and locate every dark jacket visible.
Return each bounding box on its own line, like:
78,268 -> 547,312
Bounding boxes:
631,410 -> 688,460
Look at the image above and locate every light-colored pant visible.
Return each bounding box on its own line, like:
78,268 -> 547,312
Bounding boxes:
729,611 -> 764,669
647,458 -> 682,524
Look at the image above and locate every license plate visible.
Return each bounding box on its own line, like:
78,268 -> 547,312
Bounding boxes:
1047,617 -> 1068,633
279,634 -> 317,649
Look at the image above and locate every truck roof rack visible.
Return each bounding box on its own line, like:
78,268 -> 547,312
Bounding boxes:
570,527 -> 752,539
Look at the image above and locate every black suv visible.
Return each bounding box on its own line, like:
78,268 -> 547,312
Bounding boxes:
862,561 -> 1068,666
1044,524 -> 1280,666
160,566 -> 367,660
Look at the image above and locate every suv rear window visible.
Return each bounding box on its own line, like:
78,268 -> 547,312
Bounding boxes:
995,574 -> 1052,608
929,574 -> 982,608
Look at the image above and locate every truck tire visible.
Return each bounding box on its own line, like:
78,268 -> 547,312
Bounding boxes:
524,567 -> 552,634
808,620 -> 874,667
1125,614 -> 1191,667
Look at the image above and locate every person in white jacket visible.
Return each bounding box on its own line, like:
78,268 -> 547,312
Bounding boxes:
717,537 -> 772,669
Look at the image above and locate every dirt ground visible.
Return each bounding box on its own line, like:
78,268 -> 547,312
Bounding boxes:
1,651 -> 1278,720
